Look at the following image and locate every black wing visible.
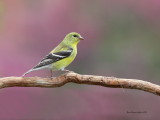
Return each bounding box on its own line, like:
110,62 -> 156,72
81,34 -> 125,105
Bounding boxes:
33,48 -> 73,69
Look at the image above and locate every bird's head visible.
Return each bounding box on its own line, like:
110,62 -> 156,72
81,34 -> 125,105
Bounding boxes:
63,32 -> 84,46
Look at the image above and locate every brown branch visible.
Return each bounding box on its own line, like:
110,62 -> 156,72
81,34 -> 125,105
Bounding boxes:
0,72 -> 160,96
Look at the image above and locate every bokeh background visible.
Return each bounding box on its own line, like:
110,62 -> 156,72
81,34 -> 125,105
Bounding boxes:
0,0 -> 160,120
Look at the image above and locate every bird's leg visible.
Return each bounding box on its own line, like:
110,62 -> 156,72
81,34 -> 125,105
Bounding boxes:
50,70 -> 53,79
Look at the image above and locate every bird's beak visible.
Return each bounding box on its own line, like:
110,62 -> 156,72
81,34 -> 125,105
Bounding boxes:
79,36 -> 84,40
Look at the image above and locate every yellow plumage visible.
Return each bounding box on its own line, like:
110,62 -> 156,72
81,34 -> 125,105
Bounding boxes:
22,32 -> 84,76
50,45 -> 77,71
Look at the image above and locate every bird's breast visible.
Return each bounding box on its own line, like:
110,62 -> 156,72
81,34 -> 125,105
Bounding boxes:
51,47 -> 77,71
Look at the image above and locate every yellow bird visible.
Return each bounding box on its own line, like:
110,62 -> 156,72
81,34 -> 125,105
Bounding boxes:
22,32 -> 84,77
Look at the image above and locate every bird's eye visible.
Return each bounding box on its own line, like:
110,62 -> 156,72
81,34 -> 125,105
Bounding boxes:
73,35 -> 78,37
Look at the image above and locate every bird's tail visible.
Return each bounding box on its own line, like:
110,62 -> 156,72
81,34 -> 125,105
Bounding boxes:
21,69 -> 34,77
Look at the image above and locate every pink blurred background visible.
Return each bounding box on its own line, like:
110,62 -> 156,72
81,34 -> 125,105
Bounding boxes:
0,0 -> 160,119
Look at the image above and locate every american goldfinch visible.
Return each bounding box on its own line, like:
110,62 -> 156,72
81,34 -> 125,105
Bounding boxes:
22,32 -> 84,77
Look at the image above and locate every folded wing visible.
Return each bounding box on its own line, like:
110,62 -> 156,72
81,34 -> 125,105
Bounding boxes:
33,48 -> 73,69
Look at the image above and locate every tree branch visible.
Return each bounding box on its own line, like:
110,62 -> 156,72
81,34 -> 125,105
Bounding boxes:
0,72 -> 160,96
